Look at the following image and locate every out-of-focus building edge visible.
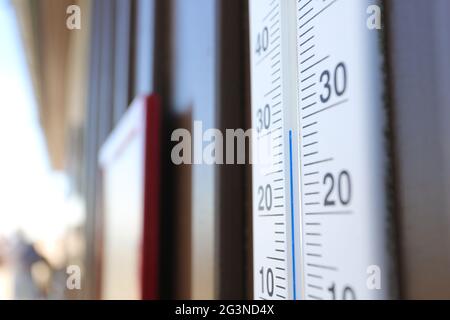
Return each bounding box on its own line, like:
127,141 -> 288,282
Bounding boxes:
12,0 -> 91,174
12,0 -> 92,299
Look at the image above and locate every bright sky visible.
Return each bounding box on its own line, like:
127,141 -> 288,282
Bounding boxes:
0,0 -> 83,242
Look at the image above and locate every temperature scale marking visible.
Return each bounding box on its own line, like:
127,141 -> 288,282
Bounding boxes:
296,0 -> 390,300
251,0 -> 393,300
250,0 -> 299,300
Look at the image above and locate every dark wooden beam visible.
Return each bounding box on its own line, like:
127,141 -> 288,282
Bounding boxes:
386,0 -> 450,299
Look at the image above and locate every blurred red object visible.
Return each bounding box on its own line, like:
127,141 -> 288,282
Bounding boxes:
99,95 -> 161,300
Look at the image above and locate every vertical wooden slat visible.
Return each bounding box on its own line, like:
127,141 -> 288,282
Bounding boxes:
113,0 -> 132,123
215,0 -> 248,300
97,0 -> 115,143
170,0 -> 218,299
242,1 -> 253,301
386,0 -> 450,299
83,0 -> 101,300
133,0 -> 156,97
84,0 -> 116,299
153,0 -> 178,299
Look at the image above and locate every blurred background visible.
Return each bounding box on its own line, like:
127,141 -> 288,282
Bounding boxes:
0,0 -> 249,300
0,0 -> 86,299
1,0 -> 450,300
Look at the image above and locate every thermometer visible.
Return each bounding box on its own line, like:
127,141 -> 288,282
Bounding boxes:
249,0 -> 300,300
295,0 -> 391,300
250,0 -> 394,300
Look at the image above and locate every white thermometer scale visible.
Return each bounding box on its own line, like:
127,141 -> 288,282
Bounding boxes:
250,0 -> 392,300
